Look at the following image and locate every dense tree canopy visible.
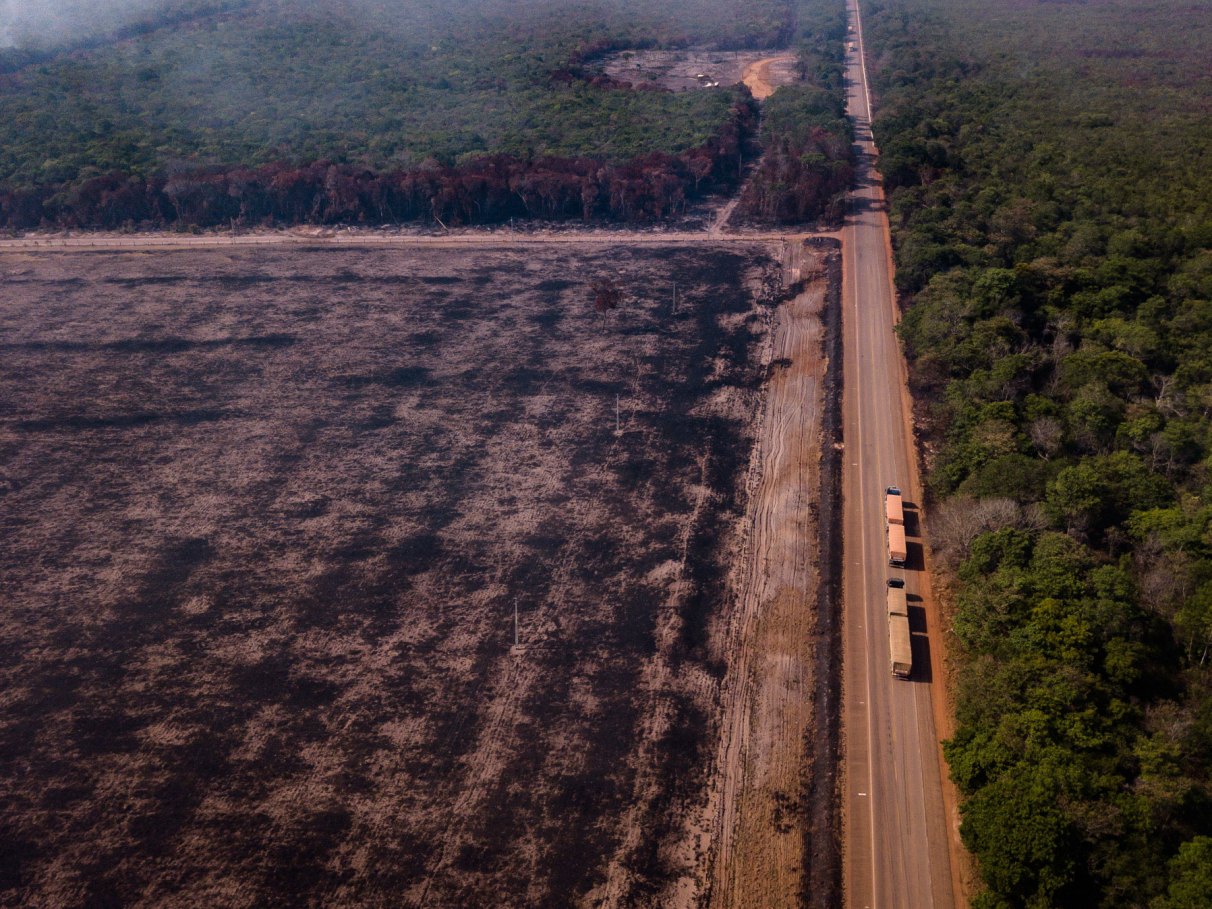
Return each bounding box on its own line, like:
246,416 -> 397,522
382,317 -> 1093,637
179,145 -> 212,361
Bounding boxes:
736,2 -> 855,225
864,0 -> 1212,904
0,0 -> 847,228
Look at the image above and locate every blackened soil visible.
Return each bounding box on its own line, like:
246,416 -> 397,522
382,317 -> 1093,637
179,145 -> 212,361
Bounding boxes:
0,243 -> 775,908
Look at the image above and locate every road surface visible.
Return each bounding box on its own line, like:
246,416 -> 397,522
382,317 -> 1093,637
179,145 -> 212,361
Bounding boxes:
841,3 -> 962,909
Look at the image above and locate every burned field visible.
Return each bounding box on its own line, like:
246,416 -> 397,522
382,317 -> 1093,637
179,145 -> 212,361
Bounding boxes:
0,243 -> 781,908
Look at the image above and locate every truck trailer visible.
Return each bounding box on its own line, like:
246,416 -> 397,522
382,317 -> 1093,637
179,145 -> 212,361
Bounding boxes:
889,612 -> 912,679
888,578 -> 911,678
886,580 -> 907,617
885,486 -> 904,526
888,523 -> 907,567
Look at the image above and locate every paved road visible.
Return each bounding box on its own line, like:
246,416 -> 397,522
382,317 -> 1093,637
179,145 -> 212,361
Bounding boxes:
841,3 -> 960,908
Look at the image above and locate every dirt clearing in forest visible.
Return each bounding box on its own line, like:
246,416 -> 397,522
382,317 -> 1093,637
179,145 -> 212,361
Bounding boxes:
741,54 -> 799,100
599,49 -> 794,94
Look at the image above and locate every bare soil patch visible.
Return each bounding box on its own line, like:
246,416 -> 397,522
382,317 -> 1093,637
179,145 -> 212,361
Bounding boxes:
0,243 -> 781,908
740,54 -> 799,101
600,49 -> 784,93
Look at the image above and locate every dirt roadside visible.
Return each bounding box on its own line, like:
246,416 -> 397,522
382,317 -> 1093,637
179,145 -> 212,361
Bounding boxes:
696,239 -> 837,909
806,238 -> 844,909
0,228 -> 832,254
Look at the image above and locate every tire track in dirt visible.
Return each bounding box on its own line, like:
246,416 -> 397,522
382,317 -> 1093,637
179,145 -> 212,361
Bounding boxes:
587,450 -> 715,909
412,654 -> 539,907
700,241 -> 830,909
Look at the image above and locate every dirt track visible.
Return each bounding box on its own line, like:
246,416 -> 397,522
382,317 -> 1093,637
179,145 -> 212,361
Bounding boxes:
0,228 -> 823,252
701,242 -> 830,909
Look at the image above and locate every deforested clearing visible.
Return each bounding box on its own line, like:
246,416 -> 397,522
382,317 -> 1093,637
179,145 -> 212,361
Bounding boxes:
0,243 -> 796,907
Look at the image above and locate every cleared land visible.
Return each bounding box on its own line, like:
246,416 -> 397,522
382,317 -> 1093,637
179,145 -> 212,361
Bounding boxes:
702,241 -> 836,909
0,243 -> 794,908
740,54 -> 799,101
600,49 -> 799,97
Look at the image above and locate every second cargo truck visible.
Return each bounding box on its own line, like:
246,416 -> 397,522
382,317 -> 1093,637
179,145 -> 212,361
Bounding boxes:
887,578 -> 911,679
888,523 -> 907,567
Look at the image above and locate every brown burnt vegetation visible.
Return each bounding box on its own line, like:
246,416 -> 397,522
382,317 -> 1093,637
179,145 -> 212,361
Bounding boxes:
0,99 -> 758,231
0,243 -> 778,907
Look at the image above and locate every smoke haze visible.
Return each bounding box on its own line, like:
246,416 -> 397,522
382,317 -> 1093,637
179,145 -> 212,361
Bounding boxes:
0,0 -> 186,49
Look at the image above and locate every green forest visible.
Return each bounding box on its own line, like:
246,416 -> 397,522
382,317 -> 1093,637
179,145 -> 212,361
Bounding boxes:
0,0 -> 852,228
864,0 -> 1212,905
737,1 -> 855,224
0,0 -> 746,182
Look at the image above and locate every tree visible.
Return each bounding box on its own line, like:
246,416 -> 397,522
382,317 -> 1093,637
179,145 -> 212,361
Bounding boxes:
960,758 -> 1082,905
931,496 -> 1027,566
1029,416 -> 1064,460
1045,452 -> 1172,536
1154,837 -> 1212,909
591,278 -> 621,312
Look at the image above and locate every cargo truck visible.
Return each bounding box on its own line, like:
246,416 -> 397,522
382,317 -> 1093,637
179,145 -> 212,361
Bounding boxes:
887,577 -> 911,678
885,486 -> 904,526
888,523 -> 907,567
889,612 -> 912,678
886,577 -> 907,616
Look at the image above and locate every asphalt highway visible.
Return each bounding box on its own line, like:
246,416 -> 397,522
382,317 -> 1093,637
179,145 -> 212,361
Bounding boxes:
840,2 -> 959,908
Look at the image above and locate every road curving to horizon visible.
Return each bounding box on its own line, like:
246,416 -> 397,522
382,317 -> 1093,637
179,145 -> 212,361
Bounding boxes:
841,2 -> 964,908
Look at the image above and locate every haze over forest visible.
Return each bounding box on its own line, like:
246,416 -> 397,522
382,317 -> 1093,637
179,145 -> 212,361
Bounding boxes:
1,0 -> 177,47
0,0 -> 853,229
2,1 -> 1212,908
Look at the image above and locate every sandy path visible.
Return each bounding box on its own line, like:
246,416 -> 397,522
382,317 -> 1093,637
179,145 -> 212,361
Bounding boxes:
741,54 -> 798,101
0,228 -> 832,253
710,195 -> 743,234
703,242 -> 827,909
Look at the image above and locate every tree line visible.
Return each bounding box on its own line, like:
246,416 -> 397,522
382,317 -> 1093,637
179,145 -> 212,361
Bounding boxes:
865,0 -> 1212,905
737,0 -> 855,225
0,96 -> 757,230
0,0 -> 796,224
